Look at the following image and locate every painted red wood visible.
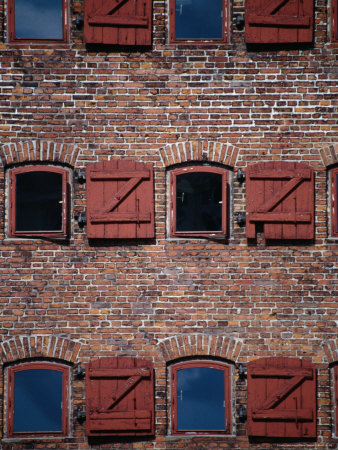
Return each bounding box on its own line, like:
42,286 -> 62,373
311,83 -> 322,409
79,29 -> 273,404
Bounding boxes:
247,357 -> 316,438
246,161 -> 314,240
335,366 -> 338,435
86,356 -> 154,436
330,167 -> 338,237
84,0 -> 152,45
86,160 -> 154,239
245,0 -> 314,43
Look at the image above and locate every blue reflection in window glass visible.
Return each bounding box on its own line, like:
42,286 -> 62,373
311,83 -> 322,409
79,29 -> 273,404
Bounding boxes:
176,367 -> 225,430
175,0 -> 223,39
14,0 -> 63,39
14,369 -> 63,432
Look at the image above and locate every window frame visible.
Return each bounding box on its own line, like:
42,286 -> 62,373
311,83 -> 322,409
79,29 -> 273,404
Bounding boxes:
330,167 -> 338,237
170,360 -> 232,435
332,0 -> 338,42
8,0 -> 69,44
170,165 -> 228,238
7,361 -> 70,438
169,0 -> 229,45
9,165 -> 69,239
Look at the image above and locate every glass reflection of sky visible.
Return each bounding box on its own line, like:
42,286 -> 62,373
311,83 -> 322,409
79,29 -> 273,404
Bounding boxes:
175,0 -> 223,39
14,0 -> 63,39
14,369 -> 63,432
176,367 -> 225,430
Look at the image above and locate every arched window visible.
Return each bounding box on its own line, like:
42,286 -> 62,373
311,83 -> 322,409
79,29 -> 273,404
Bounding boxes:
7,361 -> 70,437
170,166 -> 228,238
9,165 -> 69,238
330,166 -> 338,237
170,360 -> 232,435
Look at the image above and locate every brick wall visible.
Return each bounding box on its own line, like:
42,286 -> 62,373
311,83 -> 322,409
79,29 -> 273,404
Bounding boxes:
0,0 -> 337,447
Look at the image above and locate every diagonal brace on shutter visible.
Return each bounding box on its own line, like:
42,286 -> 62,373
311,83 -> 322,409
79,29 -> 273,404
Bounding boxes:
88,0 -> 148,27
248,0 -> 311,26
252,368 -> 313,421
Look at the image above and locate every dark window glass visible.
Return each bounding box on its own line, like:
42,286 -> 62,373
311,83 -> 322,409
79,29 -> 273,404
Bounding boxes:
176,172 -> 222,232
14,0 -> 63,39
176,367 -> 225,431
175,0 -> 223,39
15,171 -> 63,232
14,369 -> 63,433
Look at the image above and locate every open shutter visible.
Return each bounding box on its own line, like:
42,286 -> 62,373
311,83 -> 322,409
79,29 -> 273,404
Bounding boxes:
335,366 -> 338,436
84,0 -> 152,45
86,160 -> 154,239
247,357 -> 316,438
246,161 -> 314,240
86,357 -> 154,436
245,0 -> 314,44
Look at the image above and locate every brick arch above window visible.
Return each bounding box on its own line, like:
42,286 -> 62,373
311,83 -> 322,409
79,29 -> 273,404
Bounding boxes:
320,143 -> 338,168
0,141 -> 80,168
0,335 -> 82,364
159,142 -> 239,168
323,340 -> 338,364
158,334 -> 243,363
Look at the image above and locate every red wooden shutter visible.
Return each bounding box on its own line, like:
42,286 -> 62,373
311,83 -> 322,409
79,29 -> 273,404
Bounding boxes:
84,0 -> 152,45
246,161 -> 314,240
86,357 -> 154,436
245,0 -> 314,44
86,160 -> 154,239
247,357 -> 316,438
335,366 -> 338,436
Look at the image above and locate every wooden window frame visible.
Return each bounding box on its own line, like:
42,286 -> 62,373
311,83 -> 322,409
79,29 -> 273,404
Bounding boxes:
170,166 -> 228,238
332,0 -> 338,42
7,362 -> 69,438
334,365 -> 338,435
170,360 -> 232,435
8,0 -> 69,44
169,0 -> 229,45
9,165 -> 69,239
330,167 -> 338,237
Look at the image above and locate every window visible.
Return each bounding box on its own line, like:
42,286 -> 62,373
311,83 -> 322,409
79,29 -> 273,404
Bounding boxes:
332,0 -> 338,41
8,0 -> 68,43
169,0 -> 228,44
170,166 -> 228,238
330,167 -> 338,237
170,361 -> 231,435
7,362 -> 69,437
9,166 -> 69,238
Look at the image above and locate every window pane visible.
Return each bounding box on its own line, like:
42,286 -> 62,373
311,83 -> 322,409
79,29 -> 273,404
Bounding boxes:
175,0 -> 223,39
176,172 -> 222,232
14,0 -> 63,39
15,171 -> 63,232
14,369 -> 63,432
176,367 -> 225,430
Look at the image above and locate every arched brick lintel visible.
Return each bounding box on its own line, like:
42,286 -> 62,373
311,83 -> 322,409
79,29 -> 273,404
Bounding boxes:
158,334 -> 243,363
159,142 -> 239,168
0,335 -> 82,365
0,141 -> 81,168
320,143 -> 338,168
323,340 -> 338,364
